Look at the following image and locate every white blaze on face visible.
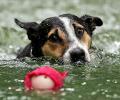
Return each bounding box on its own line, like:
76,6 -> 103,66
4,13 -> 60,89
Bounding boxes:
59,17 -> 90,63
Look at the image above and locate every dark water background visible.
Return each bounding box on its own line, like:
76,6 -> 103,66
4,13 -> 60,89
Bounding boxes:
0,0 -> 120,100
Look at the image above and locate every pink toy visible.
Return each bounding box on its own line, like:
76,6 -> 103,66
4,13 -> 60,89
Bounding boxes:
24,66 -> 68,91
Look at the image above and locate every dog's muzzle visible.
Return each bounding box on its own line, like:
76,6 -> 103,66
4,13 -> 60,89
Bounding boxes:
70,48 -> 86,63
63,46 -> 90,64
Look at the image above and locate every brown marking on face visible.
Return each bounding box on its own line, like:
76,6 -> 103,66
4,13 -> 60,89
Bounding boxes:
73,22 -> 92,49
57,28 -> 67,40
81,31 -> 91,49
42,28 -> 68,58
73,22 -> 84,28
48,28 -> 56,37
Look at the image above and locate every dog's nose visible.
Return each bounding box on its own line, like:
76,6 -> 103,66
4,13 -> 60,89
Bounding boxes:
70,48 -> 86,63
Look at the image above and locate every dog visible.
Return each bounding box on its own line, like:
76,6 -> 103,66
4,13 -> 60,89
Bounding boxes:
15,14 -> 103,64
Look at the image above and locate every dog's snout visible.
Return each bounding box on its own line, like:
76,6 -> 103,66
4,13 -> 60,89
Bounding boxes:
70,48 -> 86,63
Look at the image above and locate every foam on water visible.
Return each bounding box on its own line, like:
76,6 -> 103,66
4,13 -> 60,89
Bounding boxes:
0,53 -> 15,60
104,41 -> 120,54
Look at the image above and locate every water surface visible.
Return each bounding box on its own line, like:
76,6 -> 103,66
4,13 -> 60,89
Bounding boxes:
0,0 -> 120,100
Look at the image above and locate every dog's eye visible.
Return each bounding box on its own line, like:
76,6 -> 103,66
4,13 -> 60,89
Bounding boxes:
76,27 -> 84,33
73,24 -> 84,38
49,34 -> 58,42
48,30 -> 62,43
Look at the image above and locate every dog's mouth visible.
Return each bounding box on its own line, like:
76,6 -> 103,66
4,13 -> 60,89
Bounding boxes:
72,60 -> 85,65
59,57 -> 86,65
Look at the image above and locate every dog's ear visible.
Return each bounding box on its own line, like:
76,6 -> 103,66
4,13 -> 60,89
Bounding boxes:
80,15 -> 103,32
15,18 -> 39,40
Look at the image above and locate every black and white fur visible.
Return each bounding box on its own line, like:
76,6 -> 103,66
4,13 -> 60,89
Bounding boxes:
15,14 -> 103,64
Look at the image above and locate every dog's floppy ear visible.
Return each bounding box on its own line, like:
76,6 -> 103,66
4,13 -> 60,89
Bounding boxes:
15,18 -> 39,40
80,15 -> 103,32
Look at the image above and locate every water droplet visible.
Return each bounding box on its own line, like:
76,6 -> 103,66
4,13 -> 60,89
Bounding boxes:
66,88 -> 75,92
61,92 -> 66,96
81,82 -> 86,85
106,79 -> 110,82
15,88 -> 22,92
91,91 -> 97,95
78,95 -> 82,98
8,87 -> 12,90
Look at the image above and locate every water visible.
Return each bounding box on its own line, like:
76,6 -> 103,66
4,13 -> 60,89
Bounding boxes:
0,0 -> 120,100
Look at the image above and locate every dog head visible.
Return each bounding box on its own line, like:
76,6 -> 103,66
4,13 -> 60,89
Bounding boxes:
15,14 -> 103,64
